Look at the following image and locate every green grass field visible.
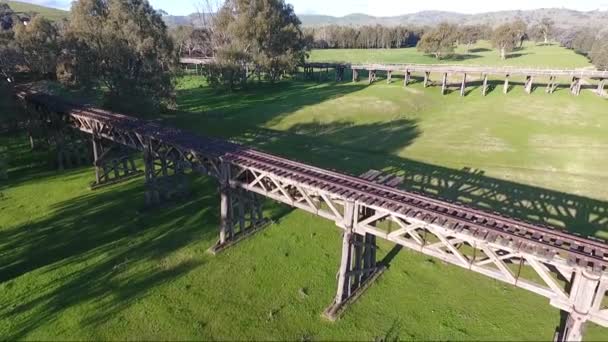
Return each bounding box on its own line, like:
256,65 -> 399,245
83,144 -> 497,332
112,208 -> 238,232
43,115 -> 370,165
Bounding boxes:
1,42 -> 608,340
309,41 -> 593,68
6,1 -> 69,21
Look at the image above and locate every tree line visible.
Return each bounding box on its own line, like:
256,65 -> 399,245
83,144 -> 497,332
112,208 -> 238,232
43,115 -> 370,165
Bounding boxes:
0,0 -> 310,110
302,25 -> 424,49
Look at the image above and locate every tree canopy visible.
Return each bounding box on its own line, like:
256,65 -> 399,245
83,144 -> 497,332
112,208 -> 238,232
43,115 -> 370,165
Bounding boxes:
62,0 -> 176,113
416,22 -> 458,59
208,0 -> 307,89
491,23 -> 521,60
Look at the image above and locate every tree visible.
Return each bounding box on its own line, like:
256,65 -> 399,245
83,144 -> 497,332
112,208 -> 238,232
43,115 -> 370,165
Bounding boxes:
590,38 -> 608,70
539,17 -> 554,44
511,19 -> 528,48
492,23 -> 520,60
458,25 -> 482,52
0,3 -> 14,31
416,22 -> 458,59
13,16 -> 59,78
209,0 -> 307,88
62,0 -> 176,114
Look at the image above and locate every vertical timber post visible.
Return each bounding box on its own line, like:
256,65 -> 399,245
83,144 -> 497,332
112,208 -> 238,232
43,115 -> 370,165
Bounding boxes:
352,69 -> 358,82
92,134 -> 102,185
441,73 -> 447,95
387,70 -> 392,84
404,70 -> 410,87
503,74 -> 510,94
219,161 -> 232,246
324,202 -> 386,321
558,271 -> 602,342
424,72 -> 430,88
525,75 -> 533,94
597,79 -> 605,96
482,74 -> 488,96
545,76 -> 555,94
460,73 -> 467,97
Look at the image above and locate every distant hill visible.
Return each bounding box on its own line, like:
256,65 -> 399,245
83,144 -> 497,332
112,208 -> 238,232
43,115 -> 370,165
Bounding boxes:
3,0 -> 68,21
294,9 -> 608,29
163,8 -> 608,30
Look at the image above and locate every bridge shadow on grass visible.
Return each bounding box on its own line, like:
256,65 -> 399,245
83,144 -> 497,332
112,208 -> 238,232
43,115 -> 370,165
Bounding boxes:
229,124 -> 608,239
0,139 -> 292,339
173,81 -> 368,129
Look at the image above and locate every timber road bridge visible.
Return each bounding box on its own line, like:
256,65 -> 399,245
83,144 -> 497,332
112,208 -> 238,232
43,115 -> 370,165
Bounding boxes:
16,89 -> 608,341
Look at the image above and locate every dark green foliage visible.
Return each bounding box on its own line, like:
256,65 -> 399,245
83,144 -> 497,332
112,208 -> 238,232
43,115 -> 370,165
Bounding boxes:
61,0 -> 177,114
210,0 -> 307,89
14,16 -> 59,78
303,25 -> 424,49
416,22 -> 458,59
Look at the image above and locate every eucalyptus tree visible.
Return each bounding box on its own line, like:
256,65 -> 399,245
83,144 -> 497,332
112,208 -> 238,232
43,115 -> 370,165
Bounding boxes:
416,22 -> 458,59
62,0 -> 177,113
208,0 -> 307,89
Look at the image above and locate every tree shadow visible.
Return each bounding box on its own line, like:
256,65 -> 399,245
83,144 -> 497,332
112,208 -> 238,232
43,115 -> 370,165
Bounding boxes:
443,54 -> 483,62
468,48 -> 491,53
224,124 -> 607,239
507,52 -> 532,59
0,137 -> 293,340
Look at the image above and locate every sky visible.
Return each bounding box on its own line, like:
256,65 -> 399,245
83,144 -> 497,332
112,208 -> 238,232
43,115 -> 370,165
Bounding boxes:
17,0 -> 608,16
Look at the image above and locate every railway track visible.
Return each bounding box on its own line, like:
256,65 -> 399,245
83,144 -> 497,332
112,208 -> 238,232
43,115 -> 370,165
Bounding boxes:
17,89 -> 608,272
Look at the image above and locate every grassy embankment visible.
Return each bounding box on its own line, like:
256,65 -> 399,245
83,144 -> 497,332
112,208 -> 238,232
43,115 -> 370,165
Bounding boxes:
1,42 -> 607,340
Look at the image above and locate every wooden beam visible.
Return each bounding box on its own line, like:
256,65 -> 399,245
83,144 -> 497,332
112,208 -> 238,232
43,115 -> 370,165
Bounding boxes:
597,79 -> 605,96
441,73 -> 447,95
503,74 -> 509,94
460,73 -> 467,97
424,72 -> 430,88
482,74 -> 488,96
404,70 -> 410,87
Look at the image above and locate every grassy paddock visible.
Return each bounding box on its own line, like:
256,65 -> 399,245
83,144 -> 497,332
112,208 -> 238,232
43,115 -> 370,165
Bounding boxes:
308,41 -> 592,68
1,42 -> 608,340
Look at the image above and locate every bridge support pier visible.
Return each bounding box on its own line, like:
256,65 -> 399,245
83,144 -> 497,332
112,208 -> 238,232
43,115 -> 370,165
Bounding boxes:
91,137 -> 142,190
441,73 -> 447,95
404,70 -> 410,86
423,72 -> 430,88
336,66 -> 344,82
352,69 -> 358,82
557,271 -> 603,342
597,79 -> 605,96
482,74 -> 488,96
209,163 -> 268,254
504,74 -> 510,94
387,70 -> 392,84
56,130 -> 91,170
525,75 -> 534,94
570,77 -> 581,96
324,201 -> 385,321
143,142 -> 189,207
368,70 -> 376,84
460,73 -> 467,96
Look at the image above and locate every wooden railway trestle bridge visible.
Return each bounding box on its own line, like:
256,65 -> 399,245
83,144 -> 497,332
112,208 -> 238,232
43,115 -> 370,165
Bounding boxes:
179,57 -> 608,97
349,64 -> 608,97
15,89 -> 608,341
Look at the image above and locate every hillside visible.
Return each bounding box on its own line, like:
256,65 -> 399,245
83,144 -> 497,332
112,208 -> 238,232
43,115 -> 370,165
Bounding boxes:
295,8 -> 608,29
163,8 -> 608,29
3,0 -> 68,21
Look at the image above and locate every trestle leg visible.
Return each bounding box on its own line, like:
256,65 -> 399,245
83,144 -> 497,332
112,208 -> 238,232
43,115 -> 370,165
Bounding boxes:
90,138 -> 143,190
324,201 -> 386,320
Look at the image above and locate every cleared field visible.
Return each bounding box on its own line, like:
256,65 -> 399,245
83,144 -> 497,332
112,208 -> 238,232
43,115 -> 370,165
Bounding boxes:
308,41 -> 593,69
1,44 -> 608,340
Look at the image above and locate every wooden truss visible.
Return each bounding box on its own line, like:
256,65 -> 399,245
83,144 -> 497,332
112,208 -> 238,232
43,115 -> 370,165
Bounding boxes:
228,161 -> 608,340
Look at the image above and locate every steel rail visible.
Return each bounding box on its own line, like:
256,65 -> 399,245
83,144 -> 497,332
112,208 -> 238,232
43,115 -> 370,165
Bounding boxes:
17,90 -> 608,272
